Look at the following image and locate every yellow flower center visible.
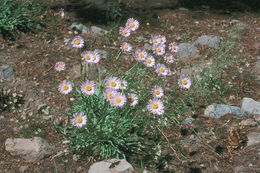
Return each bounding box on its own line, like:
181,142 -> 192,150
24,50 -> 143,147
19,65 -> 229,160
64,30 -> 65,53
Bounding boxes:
107,93 -> 113,99
129,97 -> 134,102
85,85 -> 92,91
156,47 -> 161,52
123,30 -> 127,34
152,103 -> 158,109
153,39 -> 157,43
171,45 -> 176,50
115,97 -> 121,103
169,70 -> 173,74
123,45 -> 128,50
139,53 -> 144,59
93,56 -> 96,60
130,22 -> 135,27
57,64 -> 63,69
62,84 -> 69,91
167,57 -> 171,61
181,79 -> 188,85
154,89 -> 160,95
74,40 -> 80,45
84,55 -> 91,60
121,82 -> 125,87
76,117 -> 83,123
146,59 -> 151,64
159,67 -> 165,73
109,81 -> 116,87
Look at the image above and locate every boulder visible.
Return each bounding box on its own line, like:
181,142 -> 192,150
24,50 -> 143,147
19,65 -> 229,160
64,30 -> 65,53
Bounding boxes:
193,35 -> 221,49
90,26 -> 108,35
247,131 -> 260,146
241,97 -> 260,115
70,23 -> 90,34
204,104 -> 245,119
88,159 -> 134,173
5,137 -> 54,161
176,43 -> 199,61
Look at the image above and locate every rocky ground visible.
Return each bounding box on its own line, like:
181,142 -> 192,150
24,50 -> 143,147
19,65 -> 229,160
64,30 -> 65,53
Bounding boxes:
0,5 -> 260,173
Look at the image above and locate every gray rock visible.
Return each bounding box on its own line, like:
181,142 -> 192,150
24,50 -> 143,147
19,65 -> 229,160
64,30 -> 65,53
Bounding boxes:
194,35 -> 221,49
0,64 -> 14,81
183,117 -> 195,124
247,131 -> 260,146
241,98 -> 260,115
70,23 -> 90,34
177,43 -> 199,61
90,26 -> 108,35
204,104 -> 245,119
88,159 -> 134,173
5,137 -> 54,161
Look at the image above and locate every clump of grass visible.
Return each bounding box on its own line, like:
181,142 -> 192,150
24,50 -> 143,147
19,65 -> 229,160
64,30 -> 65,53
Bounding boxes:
0,0 -> 47,40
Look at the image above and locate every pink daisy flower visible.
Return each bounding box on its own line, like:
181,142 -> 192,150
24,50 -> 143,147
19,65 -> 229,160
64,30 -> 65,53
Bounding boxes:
164,53 -> 175,64
178,74 -> 191,89
58,8 -> 64,18
157,35 -> 166,44
143,56 -> 155,67
155,64 -> 168,76
104,89 -> 118,102
58,80 -> 73,95
55,61 -> 66,72
105,77 -> 120,90
92,51 -> 100,64
153,44 -> 165,56
71,36 -> 84,48
121,42 -> 132,52
167,67 -> 176,76
125,18 -> 139,31
150,35 -> 159,45
119,27 -> 131,37
169,42 -> 178,53
72,113 -> 87,128
147,99 -> 164,115
81,80 -> 96,95
152,86 -> 164,98
127,93 -> 138,106
135,49 -> 147,62
81,51 -> 94,64
119,79 -> 127,90
110,92 -> 127,107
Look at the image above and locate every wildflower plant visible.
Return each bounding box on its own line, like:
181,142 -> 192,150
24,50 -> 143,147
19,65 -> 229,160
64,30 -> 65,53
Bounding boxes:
56,16 -> 194,160
0,0 -> 46,40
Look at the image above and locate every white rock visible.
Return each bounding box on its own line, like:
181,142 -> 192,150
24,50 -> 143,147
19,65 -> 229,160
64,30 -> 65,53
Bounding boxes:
247,131 -> 260,146
88,159 -> 134,173
241,98 -> 260,115
91,26 -> 108,35
5,137 -> 54,161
